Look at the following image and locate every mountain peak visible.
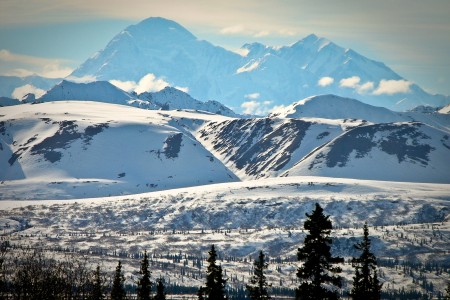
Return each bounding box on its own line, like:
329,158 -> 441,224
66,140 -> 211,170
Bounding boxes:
128,17 -> 196,41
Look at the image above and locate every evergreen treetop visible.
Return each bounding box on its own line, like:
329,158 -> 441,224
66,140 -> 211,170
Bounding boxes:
137,250 -> 152,300
111,261 -> 127,300
296,203 -> 343,300
246,250 -> 271,300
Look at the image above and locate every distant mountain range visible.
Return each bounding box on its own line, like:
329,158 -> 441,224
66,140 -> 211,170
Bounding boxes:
69,17 -> 449,111
1,17 -> 449,113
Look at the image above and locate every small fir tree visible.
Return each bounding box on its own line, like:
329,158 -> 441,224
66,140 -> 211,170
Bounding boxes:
296,203 -> 344,300
350,223 -> 382,300
91,265 -> 105,300
153,278 -> 166,300
137,250 -> 152,300
111,261 -> 126,300
246,250 -> 271,300
199,245 -> 227,299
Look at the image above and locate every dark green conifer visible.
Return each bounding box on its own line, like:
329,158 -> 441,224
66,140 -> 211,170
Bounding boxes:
153,278 -> 166,300
246,250 -> 271,299
350,223 -> 382,300
199,245 -> 227,299
137,250 -> 152,300
91,265 -> 105,300
111,261 -> 126,300
296,203 -> 344,300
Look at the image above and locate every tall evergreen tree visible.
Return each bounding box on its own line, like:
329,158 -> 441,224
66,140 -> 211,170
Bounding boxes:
137,251 -> 152,300
199,245 -> 227,299
350,223 -> 382,300
153,278 -> 166,300
246,250 -> 271,300
296,203 -> 344,300
91,265 -> 105,300
111,261 -> 126,300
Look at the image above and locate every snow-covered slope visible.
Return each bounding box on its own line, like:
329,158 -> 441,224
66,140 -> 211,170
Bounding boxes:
284,122 -> 450,183
39,80 -> 134,104
38,80 -> 240,117
439,104 -> 450,114
197,117 -> 361,180
270,94 -> 406,123
1,176 -> 449,296
70,17 -> 449,111
0,101 -> 238,199
136,86 -> 240,117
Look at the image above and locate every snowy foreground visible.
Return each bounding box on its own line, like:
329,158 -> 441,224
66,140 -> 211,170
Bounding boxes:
1,176 -> 449,296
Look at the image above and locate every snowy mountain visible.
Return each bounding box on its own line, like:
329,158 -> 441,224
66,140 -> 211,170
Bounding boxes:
283,122 -> 450,183
37,80 -> 239,117
270,94 -> 406,123
0,101 -> 238,199
135,86 -> 240,117
70,17 -> 449,111
0,97 -> 20,107
39,80 -> 134,104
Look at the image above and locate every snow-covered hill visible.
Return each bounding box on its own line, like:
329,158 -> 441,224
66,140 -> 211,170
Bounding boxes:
39,80 -> 134,104
284,122 -> 450,183
270,94 -> 406,123
70,17 -> 449,111
37,80 -> 239,117
0,101 -> 237,200
135,86 -> 240,117
197,117 -> 361,180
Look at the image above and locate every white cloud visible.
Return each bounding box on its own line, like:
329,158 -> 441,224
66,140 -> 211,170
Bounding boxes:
338,76 -> 375,94
358,81 -> 374,94
245,93 -> 260,100
241,100 -> 274,116
220,25 -> 245,35
254,30 -> 270,37
135,74 -> 169,94
175,86 -> 189,93
109,79 -> 137,92
0,49 -> 73,78
12,84 -> 46,99
373,79 -> 412,95
340,76 -> 361,88
110,73 -> 171,94
318,76 -> 334,87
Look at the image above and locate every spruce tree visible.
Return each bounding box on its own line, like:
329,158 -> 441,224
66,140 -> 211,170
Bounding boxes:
350,223 -> 382,300
91,265 -> 105,300
111,261 -> 127,300
246,250 -> 271,300
199,245 -> 227,299
137,250 -> 152,300
296,203 -> 344,300
153,278 -> 166,300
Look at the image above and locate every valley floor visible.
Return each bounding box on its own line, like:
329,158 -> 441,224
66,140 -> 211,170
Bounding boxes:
1,176 -> 449,297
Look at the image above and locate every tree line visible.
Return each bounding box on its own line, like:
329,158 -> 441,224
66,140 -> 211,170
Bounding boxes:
1,203 -> 449,299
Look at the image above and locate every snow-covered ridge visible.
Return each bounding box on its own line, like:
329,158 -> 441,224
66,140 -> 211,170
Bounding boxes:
0,101 -> 237,200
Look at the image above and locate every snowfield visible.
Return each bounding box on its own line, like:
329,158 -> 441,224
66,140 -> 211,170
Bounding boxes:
0,176 -> 449,296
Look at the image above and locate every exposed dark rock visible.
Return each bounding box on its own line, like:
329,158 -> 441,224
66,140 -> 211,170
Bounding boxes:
163,133 -> 183,159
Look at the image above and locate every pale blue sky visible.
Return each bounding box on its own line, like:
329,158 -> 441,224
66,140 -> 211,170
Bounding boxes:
0,0 -> 449,95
